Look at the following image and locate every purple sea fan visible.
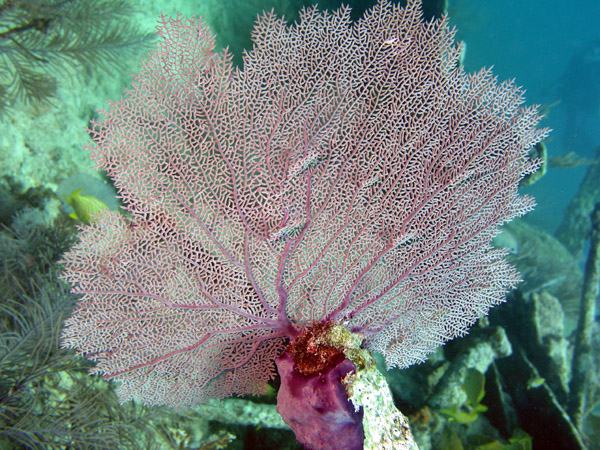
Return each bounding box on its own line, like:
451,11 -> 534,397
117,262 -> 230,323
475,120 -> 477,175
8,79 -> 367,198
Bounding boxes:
61,0 -> 548,412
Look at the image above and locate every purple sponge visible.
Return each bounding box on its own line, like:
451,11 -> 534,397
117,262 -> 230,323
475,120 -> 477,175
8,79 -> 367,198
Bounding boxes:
275,350 -> 364,450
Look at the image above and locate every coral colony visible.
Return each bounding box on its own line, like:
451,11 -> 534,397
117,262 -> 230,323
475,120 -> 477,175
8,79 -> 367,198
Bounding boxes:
61,1 -> 547,448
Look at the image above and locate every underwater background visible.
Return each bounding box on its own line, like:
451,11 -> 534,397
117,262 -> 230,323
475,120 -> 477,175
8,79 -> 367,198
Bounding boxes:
0,0 -> 598,449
